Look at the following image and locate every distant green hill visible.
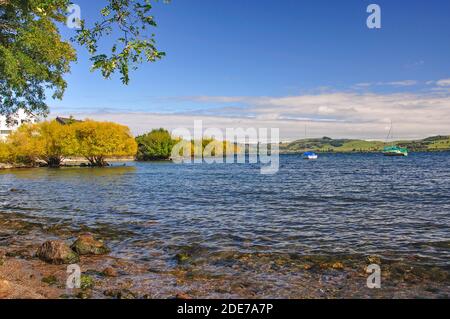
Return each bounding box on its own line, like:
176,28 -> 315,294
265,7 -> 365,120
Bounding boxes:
279,136 -> 450,154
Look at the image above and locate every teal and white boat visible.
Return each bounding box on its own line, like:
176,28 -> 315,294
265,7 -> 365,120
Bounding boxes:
383,121 -> 408,156
383,145 -> 408,157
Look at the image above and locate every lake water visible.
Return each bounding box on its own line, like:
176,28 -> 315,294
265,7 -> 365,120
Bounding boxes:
1,153 -> 449,297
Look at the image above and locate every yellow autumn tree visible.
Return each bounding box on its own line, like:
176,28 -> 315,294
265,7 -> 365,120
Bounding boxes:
197,138 -> 240,157
185,138 -> 240,158
0,141 -> 12,163
7,123 -> 43,165
73,120 -> 137,166
7,120 -> 78,166
35,120 -> 79,167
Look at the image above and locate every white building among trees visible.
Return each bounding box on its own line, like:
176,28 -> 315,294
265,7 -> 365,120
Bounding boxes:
0,109 -> 37,141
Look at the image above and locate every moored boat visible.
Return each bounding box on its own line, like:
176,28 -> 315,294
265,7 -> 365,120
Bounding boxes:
383,121 -> 408,157
383,146 -> 408,157
303,151 -> 318,160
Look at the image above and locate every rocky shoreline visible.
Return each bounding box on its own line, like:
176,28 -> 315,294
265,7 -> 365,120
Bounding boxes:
0,163 -> 35,170
0,211 -> 449,299
0,211 -> 167,299
0,157 -> 136,170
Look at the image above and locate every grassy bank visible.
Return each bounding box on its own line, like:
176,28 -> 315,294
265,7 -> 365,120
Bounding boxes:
279,135 -> 450,154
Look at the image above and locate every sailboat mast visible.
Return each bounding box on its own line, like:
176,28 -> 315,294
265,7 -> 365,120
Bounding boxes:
386,120 -> 393,145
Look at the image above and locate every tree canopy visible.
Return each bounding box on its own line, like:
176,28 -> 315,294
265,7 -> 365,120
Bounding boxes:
136,128 -> 176,161
9,120 -> 79,166
73,120 -> 137,166
6,122 -> 43,164
136,130 -> 241,161
3,119 -> 137,166
0,140 -> 12,163
0,0 -> 166,119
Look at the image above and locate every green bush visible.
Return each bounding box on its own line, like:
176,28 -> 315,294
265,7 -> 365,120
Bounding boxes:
136,129 -> 176,161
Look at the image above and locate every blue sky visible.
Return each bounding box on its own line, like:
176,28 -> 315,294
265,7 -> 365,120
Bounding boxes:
51,0 -> 450,140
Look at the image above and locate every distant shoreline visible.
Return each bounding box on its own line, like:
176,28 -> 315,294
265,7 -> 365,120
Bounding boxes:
278,149 -> 450,155
279,135 -> 450,154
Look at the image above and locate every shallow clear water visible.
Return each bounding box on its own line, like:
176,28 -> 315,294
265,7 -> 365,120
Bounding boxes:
1,153 -> 449,268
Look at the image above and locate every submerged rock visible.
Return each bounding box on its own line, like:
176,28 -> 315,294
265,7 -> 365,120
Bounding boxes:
80,275 -> 95,290
71,233 -> 110,256
175,252 -> 191,264
76,291 -> 92,299
367,255 -> 381,265
6,249 -> 33,260
102,267 -> 118,277
175,292 -> 192,300
104,289 -> 136,299
0,249 -> 5,266
331,262 -> 344,270
37,240 -> 80,265
41,275 -> 58,286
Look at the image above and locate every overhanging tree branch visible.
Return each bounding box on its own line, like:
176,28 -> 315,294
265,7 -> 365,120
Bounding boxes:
0,0 -> 168,119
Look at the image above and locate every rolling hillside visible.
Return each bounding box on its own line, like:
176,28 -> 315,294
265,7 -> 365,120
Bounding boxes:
279,136 -> 450,154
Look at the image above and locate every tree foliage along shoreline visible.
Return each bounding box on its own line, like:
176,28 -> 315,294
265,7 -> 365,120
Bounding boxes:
75,120 -> 138,166
0,123 -> 239,167
0,0 -> 166,119
136,129 -> 240,161
1,119 -> 137,167
136,128 -> 176,161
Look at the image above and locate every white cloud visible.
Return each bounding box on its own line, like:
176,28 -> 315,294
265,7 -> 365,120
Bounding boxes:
436,78 -> 450,87
54,90 -> 450,141
183,96 -> 246,103
384,80 -> 418,86
354,80 -> 418,87
354,82 -> 372,87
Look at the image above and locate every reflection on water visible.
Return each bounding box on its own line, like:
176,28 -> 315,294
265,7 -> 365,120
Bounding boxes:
1,153 -> 450,271
0,165 -> 136,180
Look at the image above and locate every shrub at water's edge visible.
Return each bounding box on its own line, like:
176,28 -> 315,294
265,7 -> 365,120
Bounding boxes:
73,120 -> 137,167
136,129 -> 240,161
0,141 -> 13,164
7,120 -> 78,167
136,129 -> 176,161
1,120 -> 137,167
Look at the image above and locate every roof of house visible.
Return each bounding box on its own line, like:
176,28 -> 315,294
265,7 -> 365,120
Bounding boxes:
56,117 -> 82,125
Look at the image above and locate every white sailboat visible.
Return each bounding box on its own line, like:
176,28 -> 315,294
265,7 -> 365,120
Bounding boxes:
303,123 -> 318,160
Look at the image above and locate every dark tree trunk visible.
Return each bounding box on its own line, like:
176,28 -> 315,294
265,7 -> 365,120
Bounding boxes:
46,157 -> 62,168
95,156 -> 108,167
86,156 -> 109,167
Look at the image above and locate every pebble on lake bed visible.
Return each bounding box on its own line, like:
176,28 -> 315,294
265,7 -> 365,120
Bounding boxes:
103,289 -> 136,299
0,280 -> 12,298
102,267 -> 118,277
175,292 -> 192,300
331,262 -> 344,270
